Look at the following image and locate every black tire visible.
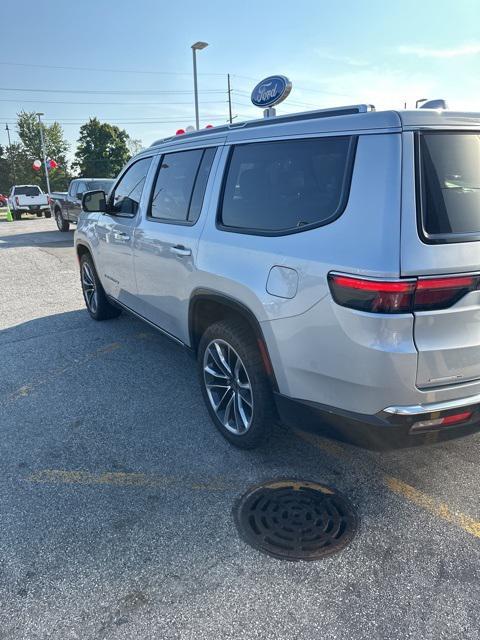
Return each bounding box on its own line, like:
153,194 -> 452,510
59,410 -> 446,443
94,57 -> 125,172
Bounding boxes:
55,207 -> 70,232
13,210 -> 21,220
44,210 -> 52,219
197,319 -> 274,449
36,211 -> 42,217
80,253 -> 122,321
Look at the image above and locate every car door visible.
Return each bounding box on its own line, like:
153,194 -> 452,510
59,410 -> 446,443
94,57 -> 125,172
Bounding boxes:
70,180 -> 87,222
94,156 -> 154,309
133,146 -> 219,342
64,181 -> 77,220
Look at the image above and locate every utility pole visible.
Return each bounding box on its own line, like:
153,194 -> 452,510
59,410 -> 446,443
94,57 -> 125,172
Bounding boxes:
36,113 -> 51,196
227,74 -> 233,124
5,123 -> 16,183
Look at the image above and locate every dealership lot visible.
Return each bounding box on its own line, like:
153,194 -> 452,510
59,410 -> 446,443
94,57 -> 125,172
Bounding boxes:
0,218 -> 479,640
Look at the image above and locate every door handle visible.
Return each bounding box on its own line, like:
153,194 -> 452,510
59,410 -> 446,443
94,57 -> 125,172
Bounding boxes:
170,245 -> 192,257
113,231 -> 130,241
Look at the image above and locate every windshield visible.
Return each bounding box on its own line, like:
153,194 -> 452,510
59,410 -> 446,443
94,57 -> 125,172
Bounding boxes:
14,186 -> 42,196
86,180 -> 114,194
419,132 -> 480,242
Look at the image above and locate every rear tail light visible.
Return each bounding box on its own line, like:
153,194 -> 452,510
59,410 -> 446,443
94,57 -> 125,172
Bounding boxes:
410,410 -> 473,433
328,273 -> 480,314
15,196 -> 19,206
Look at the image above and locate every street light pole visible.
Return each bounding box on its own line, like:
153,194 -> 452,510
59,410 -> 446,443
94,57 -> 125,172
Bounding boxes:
227,74 -> 233,124
191,41 -> 209,130
36,113 -> 51,196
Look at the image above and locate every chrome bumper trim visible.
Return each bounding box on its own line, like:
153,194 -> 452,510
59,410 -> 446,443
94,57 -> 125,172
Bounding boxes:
384,393 -> 480,416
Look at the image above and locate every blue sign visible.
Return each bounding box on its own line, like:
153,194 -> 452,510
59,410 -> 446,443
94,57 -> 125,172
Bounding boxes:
251,75 -> 292,108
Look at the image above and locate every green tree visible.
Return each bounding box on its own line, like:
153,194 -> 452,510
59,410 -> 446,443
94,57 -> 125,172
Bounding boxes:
16,111 -> 70,191
0,142 -> 33,192
73,118 -> 130,178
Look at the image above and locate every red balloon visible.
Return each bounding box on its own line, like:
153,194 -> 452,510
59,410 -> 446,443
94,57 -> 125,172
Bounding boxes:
49,159 -> 58,169
176,129 -> 185,135
205,124 -> 214,129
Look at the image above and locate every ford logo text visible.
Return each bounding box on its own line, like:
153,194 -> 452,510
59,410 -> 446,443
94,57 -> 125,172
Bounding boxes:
251,75 -> 292,108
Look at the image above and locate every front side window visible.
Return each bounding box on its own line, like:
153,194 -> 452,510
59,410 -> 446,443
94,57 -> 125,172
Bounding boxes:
75,182 -> 88,198
149,147 -> 215,223
111,157 -> 153,216
418,132 -> 480,242
219,136 -> 356,234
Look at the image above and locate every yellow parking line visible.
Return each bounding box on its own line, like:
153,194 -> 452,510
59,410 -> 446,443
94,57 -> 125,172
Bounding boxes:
385,476 -> 480,539
295,429 -> 480,540
27,469 -> 233,491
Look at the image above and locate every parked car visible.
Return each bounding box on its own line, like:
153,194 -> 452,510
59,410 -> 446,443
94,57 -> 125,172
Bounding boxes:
51,178 -> 114,231
75,104 -> 480,450
0,194 -> 8,206
8,185 -> 51,220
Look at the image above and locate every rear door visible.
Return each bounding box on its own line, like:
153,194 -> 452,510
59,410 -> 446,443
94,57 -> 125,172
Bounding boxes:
401,130 -> 480,388
133,145 -> 219,342
69,180 -> 87,222
65,181 -> 77,219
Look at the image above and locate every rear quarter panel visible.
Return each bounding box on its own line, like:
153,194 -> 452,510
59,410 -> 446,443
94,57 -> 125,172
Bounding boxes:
195,132 -> 404,400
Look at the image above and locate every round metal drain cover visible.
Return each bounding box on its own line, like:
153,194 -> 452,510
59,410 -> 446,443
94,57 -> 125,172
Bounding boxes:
233,479 -> 357,561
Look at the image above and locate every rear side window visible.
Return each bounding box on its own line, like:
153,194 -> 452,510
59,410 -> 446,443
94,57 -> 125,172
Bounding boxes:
219,136 -> 356,234
14,186 -> 41,196
418,132 -> 480,243
149,147 -> 215,223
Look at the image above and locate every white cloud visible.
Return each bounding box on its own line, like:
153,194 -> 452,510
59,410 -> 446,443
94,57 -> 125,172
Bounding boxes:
290,66 -> 438,111
314,49 -> 368,67
398,43 -> 480,58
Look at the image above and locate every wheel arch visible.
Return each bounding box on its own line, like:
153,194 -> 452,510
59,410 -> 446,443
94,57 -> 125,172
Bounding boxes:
188,289 -> 278,390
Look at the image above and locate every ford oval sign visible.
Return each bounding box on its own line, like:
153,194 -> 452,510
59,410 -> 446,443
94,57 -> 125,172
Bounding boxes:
251,75 -> 292,109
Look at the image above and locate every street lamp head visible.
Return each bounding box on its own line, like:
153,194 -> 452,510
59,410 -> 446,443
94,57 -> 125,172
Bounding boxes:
192,41 -> 208,50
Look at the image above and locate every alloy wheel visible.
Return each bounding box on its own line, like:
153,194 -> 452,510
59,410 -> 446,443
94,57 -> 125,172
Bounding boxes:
81,262 -> 98,314
203,339 -> 254,434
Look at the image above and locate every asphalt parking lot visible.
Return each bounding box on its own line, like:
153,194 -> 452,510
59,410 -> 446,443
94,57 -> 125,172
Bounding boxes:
0,216 -> 479,640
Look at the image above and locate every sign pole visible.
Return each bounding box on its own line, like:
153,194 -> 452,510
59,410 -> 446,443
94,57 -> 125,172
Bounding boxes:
227,74 -> 233,124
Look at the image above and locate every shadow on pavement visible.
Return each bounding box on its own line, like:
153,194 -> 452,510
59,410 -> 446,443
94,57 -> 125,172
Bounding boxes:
0,228 -> 74,249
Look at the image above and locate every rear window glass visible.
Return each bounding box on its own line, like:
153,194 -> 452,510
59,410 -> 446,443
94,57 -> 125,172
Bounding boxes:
219,136 -> 356,234
14,186 -> 41,196
86,180 -> 114,193
419,132 -> 480,242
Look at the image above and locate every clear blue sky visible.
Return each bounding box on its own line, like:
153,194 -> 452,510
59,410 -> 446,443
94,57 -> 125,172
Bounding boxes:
1,0 -> 479,158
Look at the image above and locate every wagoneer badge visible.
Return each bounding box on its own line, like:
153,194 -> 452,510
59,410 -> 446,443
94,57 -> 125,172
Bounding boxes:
251,75 -> 292,108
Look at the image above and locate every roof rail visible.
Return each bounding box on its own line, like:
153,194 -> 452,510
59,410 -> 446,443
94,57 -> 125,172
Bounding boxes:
150,103 -> 375,147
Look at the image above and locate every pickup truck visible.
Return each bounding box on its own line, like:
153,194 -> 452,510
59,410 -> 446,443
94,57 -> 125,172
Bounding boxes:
51,178 -> 114,232
8,185 -> 51,220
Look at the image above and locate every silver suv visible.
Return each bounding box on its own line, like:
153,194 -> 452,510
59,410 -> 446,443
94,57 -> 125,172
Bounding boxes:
75,104 -> 480,449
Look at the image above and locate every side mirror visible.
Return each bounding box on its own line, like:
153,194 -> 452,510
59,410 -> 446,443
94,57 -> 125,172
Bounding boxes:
82,190 -> 107,213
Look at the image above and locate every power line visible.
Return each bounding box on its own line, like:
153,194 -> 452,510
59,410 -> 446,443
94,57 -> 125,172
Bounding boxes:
231,75 -> 351,98
0,87 -> 225,95
0,98 -> 228,105
0,60 -> 226,76
1,116 -> 229,126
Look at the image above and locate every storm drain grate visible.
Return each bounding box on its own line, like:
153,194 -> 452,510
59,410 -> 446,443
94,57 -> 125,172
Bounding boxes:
233,479 -> 357,561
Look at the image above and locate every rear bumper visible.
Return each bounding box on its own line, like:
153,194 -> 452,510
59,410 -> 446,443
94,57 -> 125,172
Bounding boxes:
274,392 -> 480,450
